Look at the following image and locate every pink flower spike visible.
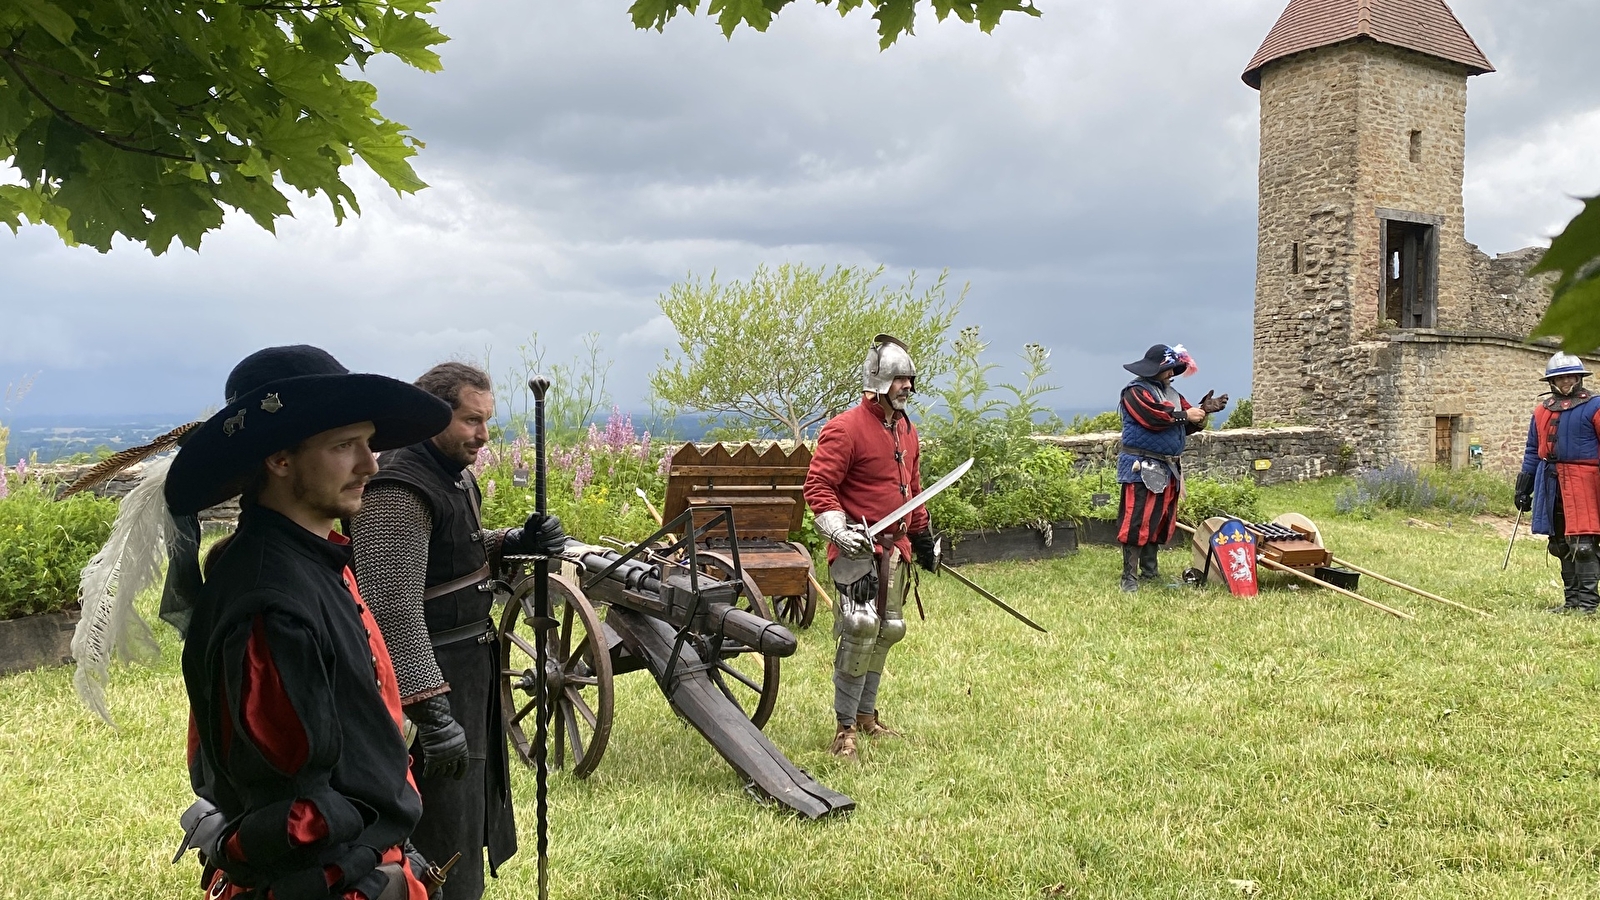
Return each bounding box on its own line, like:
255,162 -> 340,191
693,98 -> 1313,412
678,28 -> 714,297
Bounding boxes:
485,479 -> 497,498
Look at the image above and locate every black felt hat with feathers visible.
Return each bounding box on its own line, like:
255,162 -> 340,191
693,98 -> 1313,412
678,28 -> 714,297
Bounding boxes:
164,345 -> 451,515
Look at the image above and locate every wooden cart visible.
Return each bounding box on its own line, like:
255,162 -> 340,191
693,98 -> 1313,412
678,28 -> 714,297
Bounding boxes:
662,442 -> 823,628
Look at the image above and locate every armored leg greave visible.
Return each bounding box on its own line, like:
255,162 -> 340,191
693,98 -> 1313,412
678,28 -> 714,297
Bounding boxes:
1120,543 -> 1139,593
1138,543 -> 1161,581
830,554 -> 908,723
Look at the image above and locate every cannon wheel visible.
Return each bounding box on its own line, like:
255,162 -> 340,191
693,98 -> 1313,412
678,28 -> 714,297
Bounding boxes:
697,550 -> 781,730
769,541 -> 819,630
499,572 -> 614,779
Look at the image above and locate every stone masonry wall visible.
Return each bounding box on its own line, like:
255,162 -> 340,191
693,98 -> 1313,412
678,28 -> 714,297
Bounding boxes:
1353,43 -> 1473,335
1035,426 -> 1344,486
1463,246 -> 1554,337
1253,46 -> 1364,426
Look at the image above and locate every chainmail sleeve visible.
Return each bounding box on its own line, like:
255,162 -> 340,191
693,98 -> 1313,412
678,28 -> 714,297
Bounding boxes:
350,483 -> 448,704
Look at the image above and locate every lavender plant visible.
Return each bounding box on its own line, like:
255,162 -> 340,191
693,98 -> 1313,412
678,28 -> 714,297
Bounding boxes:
1334,462 -> 1490,518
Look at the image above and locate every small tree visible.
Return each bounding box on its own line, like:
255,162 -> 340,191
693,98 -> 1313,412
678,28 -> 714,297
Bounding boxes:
650,263 -> 961,443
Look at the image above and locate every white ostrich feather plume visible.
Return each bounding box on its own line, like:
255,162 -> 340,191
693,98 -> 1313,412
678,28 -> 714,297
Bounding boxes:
71,455 -> 179,725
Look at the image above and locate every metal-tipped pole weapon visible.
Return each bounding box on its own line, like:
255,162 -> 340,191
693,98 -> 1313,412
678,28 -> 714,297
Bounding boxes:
634,486 -> 664,525
527,377 -> 552,900
1503,510 -> 1522,571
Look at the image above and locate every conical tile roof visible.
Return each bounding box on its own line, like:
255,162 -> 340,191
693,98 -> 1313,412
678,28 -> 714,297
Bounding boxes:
1243,0 -> 1493,88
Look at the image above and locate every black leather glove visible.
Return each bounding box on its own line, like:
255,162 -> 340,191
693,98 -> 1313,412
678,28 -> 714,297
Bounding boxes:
1515,472 -> 1535,513
909,530 -> 938,573
1198,390 -> 1229,415
505,512 -> 568,556
407,695 -> 468,780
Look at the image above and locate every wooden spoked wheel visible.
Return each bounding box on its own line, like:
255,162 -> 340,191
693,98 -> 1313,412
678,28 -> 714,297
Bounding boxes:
769,541 -> 819,630
499,572 -> 614,779
696,550 -> 782,730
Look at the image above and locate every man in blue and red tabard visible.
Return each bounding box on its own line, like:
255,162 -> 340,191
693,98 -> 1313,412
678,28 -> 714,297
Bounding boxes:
163,345 -> 453,899
1115,344 -> 1228,593
805,334 -> 939,762
1517,352 -> 1600,614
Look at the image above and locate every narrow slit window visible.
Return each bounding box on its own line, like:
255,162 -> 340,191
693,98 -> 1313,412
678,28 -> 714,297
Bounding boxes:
1291,241 -> 1301,274
1409,130 -> 1422,163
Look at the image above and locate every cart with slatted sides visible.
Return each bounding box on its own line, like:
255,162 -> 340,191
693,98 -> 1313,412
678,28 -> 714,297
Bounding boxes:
662,442 -> 822,629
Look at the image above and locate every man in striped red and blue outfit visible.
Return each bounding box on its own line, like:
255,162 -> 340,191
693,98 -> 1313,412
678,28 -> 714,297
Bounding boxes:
1115,344 -> 1227,592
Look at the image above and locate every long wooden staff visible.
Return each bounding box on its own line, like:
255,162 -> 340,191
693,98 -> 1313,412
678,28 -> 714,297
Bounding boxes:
1174,521 -> 1412,620
527,377 -> 552,900
1327,556 -> 1493,618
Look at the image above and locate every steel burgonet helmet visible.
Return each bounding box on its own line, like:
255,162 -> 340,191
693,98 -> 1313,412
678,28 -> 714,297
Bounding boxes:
863,333 -> 916,394
1543,352 -> 1592,381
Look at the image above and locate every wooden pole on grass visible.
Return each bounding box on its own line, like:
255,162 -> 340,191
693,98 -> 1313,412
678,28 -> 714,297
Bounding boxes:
1328,556 -> 1494,619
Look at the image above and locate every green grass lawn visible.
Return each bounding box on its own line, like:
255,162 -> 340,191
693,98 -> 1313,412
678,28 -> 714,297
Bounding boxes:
1,478 -> 1590,899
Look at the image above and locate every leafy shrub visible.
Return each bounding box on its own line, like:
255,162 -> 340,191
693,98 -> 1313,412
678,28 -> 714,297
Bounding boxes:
1333,462 -> 1498,518
0,478 -> 118,619
1222,397 -> 1254,430
478,407 -> 670,545
1178,475 -> 1265,524
1063,411 -> 1120,434
920,328 -> 1088,533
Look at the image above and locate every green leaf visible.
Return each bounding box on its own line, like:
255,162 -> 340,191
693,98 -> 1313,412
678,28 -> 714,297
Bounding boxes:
872,0 -> 917,47
14,0 -> 77,45
1532,195 -> 1600,284
369,11 -> 447,72
1532,271 -> 1600,352
630,0 -> 696,31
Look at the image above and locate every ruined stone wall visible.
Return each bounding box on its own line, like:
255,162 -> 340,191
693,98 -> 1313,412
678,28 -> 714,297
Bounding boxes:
1253,46 -> 1364,426
1463,246 -> 1554,337
1035,426 -> 1345,486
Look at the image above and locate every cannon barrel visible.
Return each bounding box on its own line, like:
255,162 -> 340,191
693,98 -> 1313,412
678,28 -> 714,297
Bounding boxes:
567,544 -> 797,658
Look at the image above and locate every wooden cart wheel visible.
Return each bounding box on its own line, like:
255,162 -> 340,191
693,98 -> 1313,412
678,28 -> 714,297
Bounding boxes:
697,550 -> 782,730
499,572 -> 614,779
768,541 -> 819,630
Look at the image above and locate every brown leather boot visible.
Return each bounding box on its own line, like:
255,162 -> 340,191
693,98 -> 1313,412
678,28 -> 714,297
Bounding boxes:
829,723 -> 859,761
856,711 -> 902,739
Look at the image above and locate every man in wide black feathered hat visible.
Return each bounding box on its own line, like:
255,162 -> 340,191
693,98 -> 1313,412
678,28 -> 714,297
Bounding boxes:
166,345 -> 452,900
1114,343 -> 1227,592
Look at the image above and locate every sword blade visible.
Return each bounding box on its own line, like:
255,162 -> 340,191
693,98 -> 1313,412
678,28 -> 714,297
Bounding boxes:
1503,510 -> 1522,571
938,561 -> 1048,633
867,458 -> 974,538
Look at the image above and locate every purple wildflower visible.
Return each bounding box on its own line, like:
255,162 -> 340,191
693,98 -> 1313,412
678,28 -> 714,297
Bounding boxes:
657,452 -> 672,478
14,459 -> 26,482
0,471 -> 8,500
573,454 -> 594,501
484,479 -> 497,499
637,430 -> 652,462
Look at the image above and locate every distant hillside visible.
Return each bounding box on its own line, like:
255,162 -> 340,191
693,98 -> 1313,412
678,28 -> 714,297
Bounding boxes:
4,414 -> 188,465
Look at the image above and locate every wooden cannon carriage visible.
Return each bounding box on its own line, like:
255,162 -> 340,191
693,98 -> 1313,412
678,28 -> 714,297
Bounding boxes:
496,507 -> 854,819
660,442 -> 823,628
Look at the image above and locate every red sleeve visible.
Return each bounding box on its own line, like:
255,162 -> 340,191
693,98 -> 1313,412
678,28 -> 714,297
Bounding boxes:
804,418 -> 854,515
907,422 -> 929,534
1121,384 -> 1183,431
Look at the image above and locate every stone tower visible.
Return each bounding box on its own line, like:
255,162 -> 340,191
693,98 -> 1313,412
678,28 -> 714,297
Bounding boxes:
1241,0 -> 1554,471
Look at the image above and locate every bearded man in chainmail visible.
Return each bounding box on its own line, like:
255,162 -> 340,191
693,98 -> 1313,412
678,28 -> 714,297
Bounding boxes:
350,362 -> 568,900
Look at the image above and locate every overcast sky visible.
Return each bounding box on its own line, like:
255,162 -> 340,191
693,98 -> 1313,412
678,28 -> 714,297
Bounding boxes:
2,0 -> 1596,423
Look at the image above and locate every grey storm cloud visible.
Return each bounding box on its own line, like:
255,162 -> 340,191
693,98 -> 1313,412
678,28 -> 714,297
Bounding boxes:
2,0 -> 1596,420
